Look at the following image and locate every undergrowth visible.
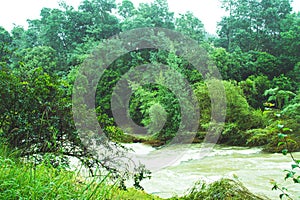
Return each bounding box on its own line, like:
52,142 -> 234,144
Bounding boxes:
0,144 -> 161,200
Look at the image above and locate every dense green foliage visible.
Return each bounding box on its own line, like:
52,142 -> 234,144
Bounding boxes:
0,144 -> 163,200
0,0 -> 299,198
176,179 -> 267,200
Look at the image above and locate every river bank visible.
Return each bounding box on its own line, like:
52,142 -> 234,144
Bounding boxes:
2,141 -> 299,199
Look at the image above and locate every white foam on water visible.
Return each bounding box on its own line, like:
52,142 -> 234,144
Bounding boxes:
122,143 -> 156,155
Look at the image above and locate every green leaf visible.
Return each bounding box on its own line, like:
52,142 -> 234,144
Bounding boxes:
282,149 -> 288,156
293,178 -> 300,183
285,171 -> 296,180
277,124 -> 284,129
278,133 -> 287,139
291,164 -> 299,169
282,127 -> 292,132
277,141 -> 285,147
283,187 -> 288,191
279,194 -> 284,199
272,184 -> 278,190
287,139 -> 297,144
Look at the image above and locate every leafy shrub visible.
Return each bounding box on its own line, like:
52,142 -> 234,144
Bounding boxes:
271,124 -> 300,200
0,67 -> 80,160
262,121 -> 300,153
0,67 -> 149,188
282,92 -> 300,123
239,75 -> 271,109
220,123 -> 244,145
194,80 -> 266,145
0,144 -> 112,200
246,129 -> 270,147
179,178 -> 267,200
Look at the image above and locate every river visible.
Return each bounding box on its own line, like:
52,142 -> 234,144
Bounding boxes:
123,143 -> 300,199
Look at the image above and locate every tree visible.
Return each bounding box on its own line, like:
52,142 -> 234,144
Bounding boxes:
0,66 -> 145,184
10,26 -> 40,53
239,75 -> 271,109
194,80 -> 265,145
120,14 -> 155,31
0,26 -> 12,66
249,51 -> 281,79
217,0 -> 260,51
78,0 -> 120,40
12,46 -> 58,75
277,12 -> 300,70
118,0 -> 136,19
217,0 -> 293,54
0,67 -> 78,159
24,0 -> 120,70
26,8 -> 72,69
175,11 -> 205,43
120,0 -> 175,31
211,48 -> 254,81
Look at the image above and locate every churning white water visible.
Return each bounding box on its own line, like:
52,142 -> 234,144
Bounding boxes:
125,143 -> 300,199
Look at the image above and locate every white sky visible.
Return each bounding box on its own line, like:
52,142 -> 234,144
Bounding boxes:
0,0 -> 299,34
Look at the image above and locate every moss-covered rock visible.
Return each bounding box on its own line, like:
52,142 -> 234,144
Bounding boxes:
175,179 -> 269,200
111,188 -> 163,200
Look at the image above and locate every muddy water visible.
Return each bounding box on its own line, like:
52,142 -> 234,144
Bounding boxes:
124,143 -> 300,199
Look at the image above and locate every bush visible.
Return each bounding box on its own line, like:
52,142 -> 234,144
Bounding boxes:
239,75 -> 271,109
220,123 -> 245,145
0,144 -> 111,199
0,67 -> 147,188
178,178 -> 267,200
0,67 -> 77,158
194,80 -> 266,145
261,120 -> 300,153
246,129 -> 270,147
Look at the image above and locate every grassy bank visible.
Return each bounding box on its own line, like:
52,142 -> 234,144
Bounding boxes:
0,144 -> 162,200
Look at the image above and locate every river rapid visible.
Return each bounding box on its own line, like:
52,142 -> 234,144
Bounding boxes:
123,143 -> 300,199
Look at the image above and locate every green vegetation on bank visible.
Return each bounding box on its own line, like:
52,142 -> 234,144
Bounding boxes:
0,145 -> 109,199
0,144 -> 163,200
175,179 -> 268,200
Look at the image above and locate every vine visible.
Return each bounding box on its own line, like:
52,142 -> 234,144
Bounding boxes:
271,124 -> 300,200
